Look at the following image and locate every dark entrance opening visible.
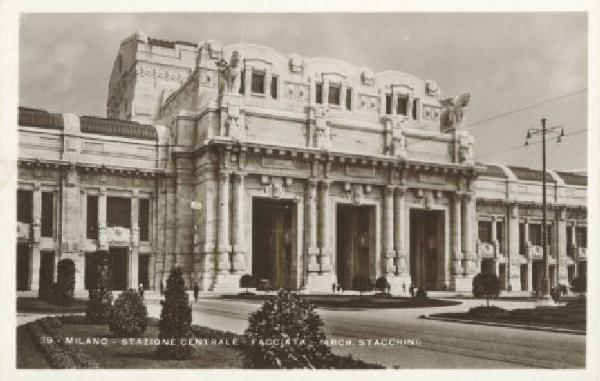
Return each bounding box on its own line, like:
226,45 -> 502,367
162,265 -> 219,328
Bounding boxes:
85,253 -> 100,290
39,251 -> 55,292
498,263 -> 507,290
520,264 -> 528,291
532,260 -> 543,294
336,204 -> 374,290
252,198 -> 296,290
139,255 -> 150,289
16,243 -> 30,291
409,209 -> 445,290
109,247 -> 129,290
568,265 -> 575,285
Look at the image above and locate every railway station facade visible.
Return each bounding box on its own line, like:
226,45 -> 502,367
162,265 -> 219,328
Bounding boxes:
16,32 -> 587,294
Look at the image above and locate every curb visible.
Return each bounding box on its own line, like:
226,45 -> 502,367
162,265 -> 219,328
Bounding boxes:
421,315 -> 586,335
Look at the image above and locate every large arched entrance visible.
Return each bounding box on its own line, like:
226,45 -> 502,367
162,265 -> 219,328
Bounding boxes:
252,198 -> 297,290
409,209 -> 445,290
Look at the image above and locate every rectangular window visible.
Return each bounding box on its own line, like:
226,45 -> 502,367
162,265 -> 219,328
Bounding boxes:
397,96 -> 408,116
385,94 -> 392,115
315,83 -> 323,104
576,227 -> 587,248
251,71 -> 265,94
87,195 -> 98,239
345,88 -> 352,110
529,224 -> 542,246
239,69 -> 245,94
139,198 -> 150,242
41,192 -> 53,238
17,190 -> 32,224
478,221 -> 492,244
566,226 -> 573,256
107,197 -> 131,228
270,76 -> 278,99
328,85 -> 341,105
412,99 -> 418,120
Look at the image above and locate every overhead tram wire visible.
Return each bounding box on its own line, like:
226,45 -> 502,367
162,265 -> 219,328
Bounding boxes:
404,88 -> 587,148
473,128 -> 587,161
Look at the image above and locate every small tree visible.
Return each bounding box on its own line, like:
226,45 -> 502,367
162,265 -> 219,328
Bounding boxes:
243,289 -> 333,368
87,251 -> 113,323
240,274 -> 254,293
472,272 -> 500,308
156,267 -> 193,360
109,289 -> 148,336
52,259 -> 75,305
352,275 -> 373,296
374,276 -> 390,294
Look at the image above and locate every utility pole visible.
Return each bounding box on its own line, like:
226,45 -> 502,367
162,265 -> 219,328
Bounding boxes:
525,119 -> 564,299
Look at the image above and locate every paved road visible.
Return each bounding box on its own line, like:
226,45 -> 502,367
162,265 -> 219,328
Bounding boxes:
146,297 -> 586,369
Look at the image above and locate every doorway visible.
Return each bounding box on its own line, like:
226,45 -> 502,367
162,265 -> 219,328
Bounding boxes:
520,264 -> 528,291
16,243 -> 30,291
39,251 -> 55,291
409,209 -> 445,290
138,255 -> 150,289
532,260 -> 543,293
336,204 -> 375,290
498,263 -> 506,290
252,198 -> 296,290
109,247 -> 129,290
85,253 -> 99,290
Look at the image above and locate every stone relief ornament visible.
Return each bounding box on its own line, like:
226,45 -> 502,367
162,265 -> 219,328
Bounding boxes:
440,92 -> 471,132
216,51 -> 242,95
457,130 -> 474,164
425,80 -> 440,97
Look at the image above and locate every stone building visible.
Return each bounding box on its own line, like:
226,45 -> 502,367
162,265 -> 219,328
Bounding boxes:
16,32 -> 587,294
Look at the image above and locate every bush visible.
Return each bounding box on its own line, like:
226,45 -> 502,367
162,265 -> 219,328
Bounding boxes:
156,267 -> 193,360
468,305 -> 508,317
472,272 -> 500,307
51,259 -> 75,305
415,287 -> 428,299
352,275 -> 373,296
571,275 -> 587,294
108,289 -> 148,336
374,276 -> 390,294
243,289 -> 333,369
86,251 -> 113,323
240,274 -> 254,293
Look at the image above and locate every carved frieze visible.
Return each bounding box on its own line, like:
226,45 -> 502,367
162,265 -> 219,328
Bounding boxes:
357,94 -> 379,112
283,82 -> 309,102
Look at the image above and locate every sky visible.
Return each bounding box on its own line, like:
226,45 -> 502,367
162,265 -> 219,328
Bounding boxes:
19,13 -> 588,171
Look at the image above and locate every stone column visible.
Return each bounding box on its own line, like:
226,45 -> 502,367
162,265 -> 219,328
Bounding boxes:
129,192 -> 139,289
265,73 -> 272,97
452,193 -> 463,276
394,187 -> 408,275
244,66 -> 252,97
31,185 -> 42,291
323,78 -> 330,108
508,203 -> 521,291
461,192 -> 476,275
319,180 -> 332,272
392,91 -> 398,115
383,185 -> 395,275
340,84 -> 347,108
98,188 -> 108,251
407,94 -> 414,120
306,179 -> 320,272
557,209 -> 568,284
523,218 -> 533,291
216,170 -> 231,274
231,173 -> 246,273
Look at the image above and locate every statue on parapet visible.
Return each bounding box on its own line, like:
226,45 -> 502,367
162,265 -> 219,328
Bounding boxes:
216,51 -> 242,95
440,92 -> 471,132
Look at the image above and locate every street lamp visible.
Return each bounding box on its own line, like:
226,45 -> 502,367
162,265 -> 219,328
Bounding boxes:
525,119 -> 564,299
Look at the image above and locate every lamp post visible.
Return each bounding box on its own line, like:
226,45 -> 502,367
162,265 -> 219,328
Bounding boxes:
525,119 -> 564,298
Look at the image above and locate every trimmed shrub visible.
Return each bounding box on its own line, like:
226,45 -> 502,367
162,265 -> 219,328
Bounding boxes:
86,251 -> 113,323
240,274 -> 254,293
375,276 -> 390,294
472,272 -> 500,307
243,289 -> 333,369
352,275 -> 373,296
156,267 -> 193,360
468,305 -> 508,317
571,275 -> 587,294
51,259 -> 75,305
108,289 -> 148,336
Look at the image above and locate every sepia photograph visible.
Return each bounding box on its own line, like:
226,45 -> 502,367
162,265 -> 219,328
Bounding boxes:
1,1 -> 598,379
